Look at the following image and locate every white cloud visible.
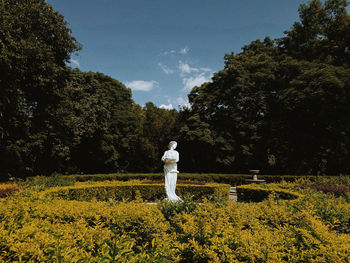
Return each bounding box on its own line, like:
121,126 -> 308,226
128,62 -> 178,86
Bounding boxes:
177,61 -> 213,91
159,104 -> 174,110
157,52 -> 213,97
125,80 -> 158,92
69,58 -> 80,68
176,97 -> 191,109
161,46 -> 190,56
182,73 -> 210,91
178,61 -> 199,75
179,47 -> 190,55
158,63 -> 174,74
162,50 -> 176,56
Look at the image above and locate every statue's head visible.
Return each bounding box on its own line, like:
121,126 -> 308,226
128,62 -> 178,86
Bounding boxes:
168,141 -> 177,150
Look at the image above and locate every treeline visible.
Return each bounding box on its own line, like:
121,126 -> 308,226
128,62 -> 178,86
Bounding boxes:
177,0 -> 350,175
1,0 -> 350,179
0,0 -> 177,178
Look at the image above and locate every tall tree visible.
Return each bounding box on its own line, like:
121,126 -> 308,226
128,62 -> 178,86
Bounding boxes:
56,70 -> 142,174
180,0 -> 350,174
131,102 -> 178,172
0,0 -> 80,178
278,0 -> 350,67
180,38 -> 277,173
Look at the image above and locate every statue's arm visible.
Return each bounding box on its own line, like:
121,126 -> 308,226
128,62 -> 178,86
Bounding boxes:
161,151 -> 168,162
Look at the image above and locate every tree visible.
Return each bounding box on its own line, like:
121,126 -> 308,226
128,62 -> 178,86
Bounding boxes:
55,70 -> 142,174
131,102 -> 178,172
180,38 -> 277,173
181,0 -> 350,175
176,111 -> 215,172
269,61 -> 350,174
0,0 -> 80,179
278,0 -> 350,67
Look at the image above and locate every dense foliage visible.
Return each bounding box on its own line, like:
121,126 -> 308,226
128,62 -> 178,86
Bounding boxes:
0,0 -> 80,178
54,172 -> 320,186
42,180 -> 230,202
236,184 -> 302,202
1,0 -> 350,178
178,0 -> 350,174
0,0 -> 178,179
0,180 -> 349,262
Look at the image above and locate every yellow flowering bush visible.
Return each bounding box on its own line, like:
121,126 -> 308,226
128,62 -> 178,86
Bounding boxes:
289,190 -> 350,234
42,180 -> 230,202
236,181 -> 350,235
169,198 -> 350,262
0,179 -> 348,262
0,195 -> 174,262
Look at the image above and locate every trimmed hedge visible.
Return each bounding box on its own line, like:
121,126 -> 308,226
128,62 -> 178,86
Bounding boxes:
56,173 -> 316,186
43,180 -> 230,202
24,175 -> 75,188
298,184 -> 350,197
236,184 -> 302,202
59,173 -> 164,182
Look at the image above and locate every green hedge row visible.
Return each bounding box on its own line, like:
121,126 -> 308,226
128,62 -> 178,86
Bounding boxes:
57,173 -> 313,186
44,181 -> 230,202
236,184 -> 302,202
60,173 -> 164,182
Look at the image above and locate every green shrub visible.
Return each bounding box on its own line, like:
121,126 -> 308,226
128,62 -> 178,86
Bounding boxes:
24,175 -> 75,189
57,173 -> 316,186
44,181 -> 230,202
157,195 -> 198,220
298,184 -> 349,197
236,184 -> 301,202
59,173 -> 164,182
296,175 -> 350,186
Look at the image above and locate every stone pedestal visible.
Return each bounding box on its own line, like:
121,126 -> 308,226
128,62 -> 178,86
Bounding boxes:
245,169 -> 265,184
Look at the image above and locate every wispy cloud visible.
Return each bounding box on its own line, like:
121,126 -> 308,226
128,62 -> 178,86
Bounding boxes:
159,104 -> 174,110
178,61 -> 200,75
182,73 -> 210,91
157,49 -> 212,103
179,47 -> 190,55
158,63 -> 174,75
69,58 -> 80,68
177,60 -> 213,91
161,46 -> 190,56
125,80 -> 158,91
162,50 -> 176,56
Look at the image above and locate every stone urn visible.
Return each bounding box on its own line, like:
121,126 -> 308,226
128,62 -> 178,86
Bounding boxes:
249,169 -> 260,180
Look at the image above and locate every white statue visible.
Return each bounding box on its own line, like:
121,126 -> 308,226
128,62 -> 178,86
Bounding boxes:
161,141 -> 182,201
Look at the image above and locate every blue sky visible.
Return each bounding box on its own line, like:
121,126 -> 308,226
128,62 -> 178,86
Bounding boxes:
46,0 -> 308,109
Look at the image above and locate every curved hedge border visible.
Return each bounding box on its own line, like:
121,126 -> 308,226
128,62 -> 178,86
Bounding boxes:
56,173 -> 317,186
236,184 -> 302,202
0,183 -> 20,198
43,180 -> 230,202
